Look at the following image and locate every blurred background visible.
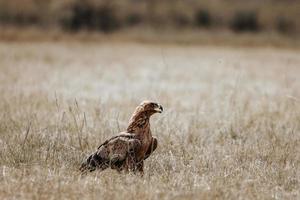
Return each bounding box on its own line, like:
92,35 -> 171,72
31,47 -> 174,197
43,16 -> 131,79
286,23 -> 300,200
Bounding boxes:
0,0 -> 300,46
1,1 -> 300,199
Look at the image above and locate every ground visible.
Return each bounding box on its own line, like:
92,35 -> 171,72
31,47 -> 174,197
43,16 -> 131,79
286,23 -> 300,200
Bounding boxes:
0,41 -> 300,199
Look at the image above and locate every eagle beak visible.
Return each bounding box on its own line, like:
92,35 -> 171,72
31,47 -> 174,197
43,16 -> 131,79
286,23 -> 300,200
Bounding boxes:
154,104 -> 163,113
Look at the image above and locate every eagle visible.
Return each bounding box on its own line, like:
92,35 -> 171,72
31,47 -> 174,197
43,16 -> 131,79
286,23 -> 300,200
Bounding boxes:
79,101 -> 163,174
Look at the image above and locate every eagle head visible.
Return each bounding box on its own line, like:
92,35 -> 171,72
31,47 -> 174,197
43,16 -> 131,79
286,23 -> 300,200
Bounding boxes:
138,100 -> 163,114
127,100 -> 163,133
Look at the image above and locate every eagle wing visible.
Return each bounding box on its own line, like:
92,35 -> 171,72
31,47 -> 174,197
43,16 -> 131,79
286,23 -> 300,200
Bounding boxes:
80,133 -> 141,173
144,137 -> 157,160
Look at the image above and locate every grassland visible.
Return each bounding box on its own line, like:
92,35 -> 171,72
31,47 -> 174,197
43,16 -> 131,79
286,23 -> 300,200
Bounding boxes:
0,41 -> 300,199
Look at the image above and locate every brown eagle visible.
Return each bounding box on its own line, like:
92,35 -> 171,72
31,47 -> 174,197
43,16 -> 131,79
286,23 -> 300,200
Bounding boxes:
79,101 -> 163,174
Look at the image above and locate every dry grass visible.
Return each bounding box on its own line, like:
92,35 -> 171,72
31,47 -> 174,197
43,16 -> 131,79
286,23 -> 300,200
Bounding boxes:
1,27 -> 300,49
0,41 -> 300,199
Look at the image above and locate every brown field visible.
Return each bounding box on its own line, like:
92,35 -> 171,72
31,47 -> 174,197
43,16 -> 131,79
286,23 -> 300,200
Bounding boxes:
0,41 -> 300,199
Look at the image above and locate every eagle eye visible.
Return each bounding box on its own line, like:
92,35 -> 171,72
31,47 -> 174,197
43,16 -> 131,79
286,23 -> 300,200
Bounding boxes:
150,103 -> 157,107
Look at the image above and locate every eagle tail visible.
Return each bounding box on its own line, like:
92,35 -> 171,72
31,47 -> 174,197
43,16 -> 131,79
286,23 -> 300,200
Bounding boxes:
79,152 -> 108,173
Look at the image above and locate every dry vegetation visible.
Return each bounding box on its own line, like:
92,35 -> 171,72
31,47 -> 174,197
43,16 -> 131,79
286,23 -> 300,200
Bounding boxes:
0,41 -> 300,199
0,0 -> 300,34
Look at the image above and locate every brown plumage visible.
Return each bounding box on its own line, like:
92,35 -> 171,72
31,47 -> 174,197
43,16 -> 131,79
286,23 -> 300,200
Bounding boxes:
79,101 -> 163,174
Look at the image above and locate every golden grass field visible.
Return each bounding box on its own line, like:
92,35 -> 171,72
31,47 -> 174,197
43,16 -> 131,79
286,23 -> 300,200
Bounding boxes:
0,41 -> 300,199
